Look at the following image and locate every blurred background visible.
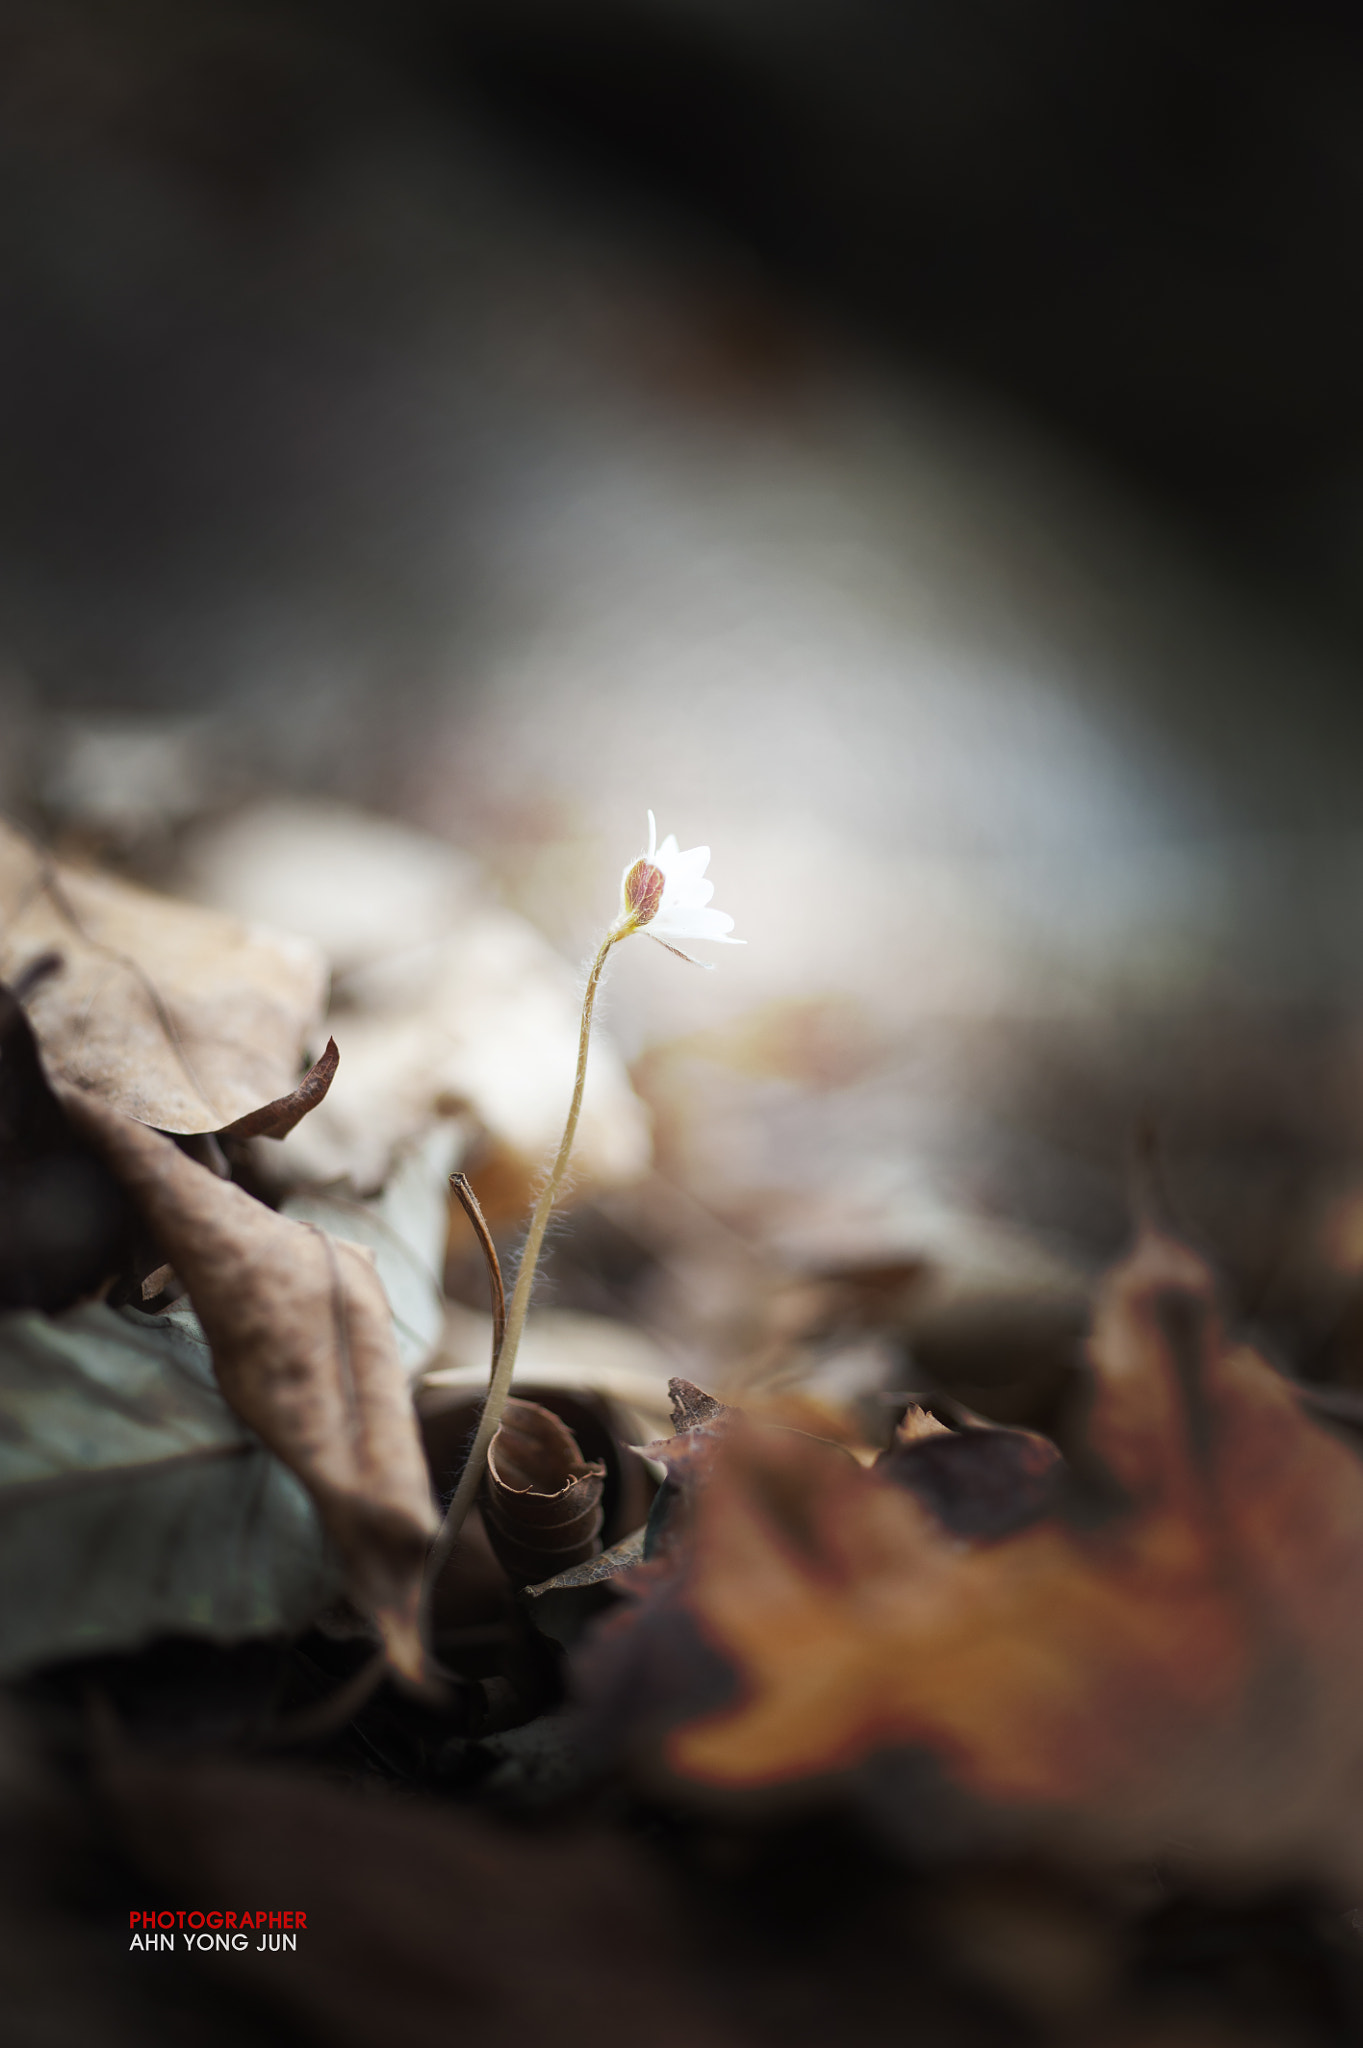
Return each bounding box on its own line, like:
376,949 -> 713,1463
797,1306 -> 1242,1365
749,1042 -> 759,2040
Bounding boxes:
7,0 -> 1363,1420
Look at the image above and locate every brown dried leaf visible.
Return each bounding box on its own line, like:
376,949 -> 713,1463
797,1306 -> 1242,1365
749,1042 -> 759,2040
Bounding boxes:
0,820 -> 325,1132
637,1378 -> 734,1472
59,1087 -> 437,1681
216,1035 -> 339,1141
877,1415 -> 1062,1540
527,1527 -> 646,1594
668,1376 -> 733,1435
482,1398 -> 605,1586
582,1224 -> 1363,1888
893,1403 -> 952,1444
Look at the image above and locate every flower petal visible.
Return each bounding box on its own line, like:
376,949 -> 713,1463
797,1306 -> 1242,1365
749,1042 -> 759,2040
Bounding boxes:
669,844 -> 712,877
625,818 -> 742,951
654,904 -> 743,942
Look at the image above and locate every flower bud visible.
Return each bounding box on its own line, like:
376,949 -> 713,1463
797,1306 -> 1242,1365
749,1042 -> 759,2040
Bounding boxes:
622,857 -> 665,927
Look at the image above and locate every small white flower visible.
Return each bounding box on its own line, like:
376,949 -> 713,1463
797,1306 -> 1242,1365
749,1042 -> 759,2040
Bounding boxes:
616,811 -> 744,964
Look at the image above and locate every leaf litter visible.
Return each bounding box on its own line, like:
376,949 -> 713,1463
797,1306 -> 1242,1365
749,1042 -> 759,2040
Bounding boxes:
60,1087 -> 437,1684
7,815 -> 1363,2044
480,1397 -> 606,1586
0,816 -> 326,1133
0,1301 -> 334,1675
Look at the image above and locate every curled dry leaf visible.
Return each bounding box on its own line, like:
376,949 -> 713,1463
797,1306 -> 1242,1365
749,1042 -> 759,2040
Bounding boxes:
578,1225 -> 1363,1890
59,1087 -> 437,1682
0,819 -> 325,1132
217,1035 -> 339,1142
482,1399 -> 606,1586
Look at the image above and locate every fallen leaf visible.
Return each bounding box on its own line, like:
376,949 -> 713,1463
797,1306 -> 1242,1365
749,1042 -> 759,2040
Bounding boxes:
216,1035 -> 339,1141
481,1398 -> 605,1586
892,1402 -> 952,1444
877,1415 -> 1062,1540
0,818 -> 326,1132
59,1089 -> 437,1681
0,1300 -> 335,1674
421,1381 -> 657,1645
578,1224 -> 1363,1890
528,1528 -> 647,1595
667,1376 -> 733,1435
523,1530 -> 648,1651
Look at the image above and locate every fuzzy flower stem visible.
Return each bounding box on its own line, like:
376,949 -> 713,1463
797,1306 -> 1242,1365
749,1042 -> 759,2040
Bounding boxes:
424,930 -> 620,1599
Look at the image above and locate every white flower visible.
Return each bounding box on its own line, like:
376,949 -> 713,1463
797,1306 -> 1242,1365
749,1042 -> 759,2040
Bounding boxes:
615,811 -> 744,963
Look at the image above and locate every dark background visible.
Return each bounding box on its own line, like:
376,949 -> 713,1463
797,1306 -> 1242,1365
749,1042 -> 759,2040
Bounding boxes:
4,0 -> 1363,712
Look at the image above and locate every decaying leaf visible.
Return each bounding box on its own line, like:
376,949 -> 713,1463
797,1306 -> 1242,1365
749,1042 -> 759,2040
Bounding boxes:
0,1301 -> 334,1674
528,1528 -> 647,1595
481,1398 -> 605,1586
522,1529 -> 648,1651
422,1379 -> 657,1649
578,1224 -> 1363,1890
217,1035 -> 339,1142
59,1089 -> 437,1682
892,1402 -> 952,1444
877,1411 -> 1062,1540
667,1376 -> 733,1436
0,818 -> 326,1133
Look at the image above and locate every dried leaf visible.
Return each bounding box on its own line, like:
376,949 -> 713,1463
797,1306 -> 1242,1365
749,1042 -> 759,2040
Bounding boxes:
216,1035 -> 339,1141
527,1528 -> 646,1595
637,1379 -> 734,1474
481,1398 -> 605,1586
59,1088 -> 437,1681
522,1530 -> 648,1650
668,1375 -> 733,1435
579,1225 -> 1363,1888
0,819 -> 325,1132
892,1402 -> 952,1444
0,1301 -> 335,1673
877,1418 -> 1061,1540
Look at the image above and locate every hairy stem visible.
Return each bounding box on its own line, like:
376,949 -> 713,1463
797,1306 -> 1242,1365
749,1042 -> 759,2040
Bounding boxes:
424,932 -> 619,1601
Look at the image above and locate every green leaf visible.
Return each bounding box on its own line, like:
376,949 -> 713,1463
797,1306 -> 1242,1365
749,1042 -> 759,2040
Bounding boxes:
0,1300 -> 338,1676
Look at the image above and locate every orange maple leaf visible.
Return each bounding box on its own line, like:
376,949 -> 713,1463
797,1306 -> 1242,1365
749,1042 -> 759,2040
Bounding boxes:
616,1227 -> 1363,1886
